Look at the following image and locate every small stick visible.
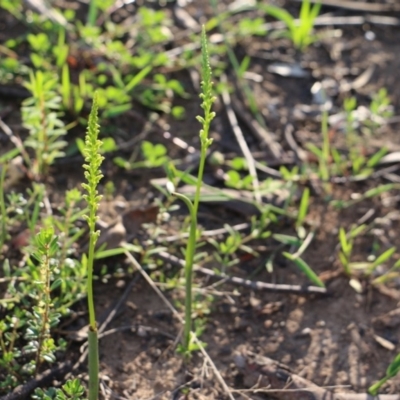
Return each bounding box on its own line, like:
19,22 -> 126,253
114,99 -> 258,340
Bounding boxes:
220,73 -> 262,204
157,251 -> 328,295
0,361 -> 72,400
284,124 -> 307,163
0,117 -> 31,169
235,352 -> 400,400
151,222 -> 250,244
231,97 -> 283,160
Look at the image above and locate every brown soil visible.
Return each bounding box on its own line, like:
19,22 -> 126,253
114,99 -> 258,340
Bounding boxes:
1,0 -> 400,399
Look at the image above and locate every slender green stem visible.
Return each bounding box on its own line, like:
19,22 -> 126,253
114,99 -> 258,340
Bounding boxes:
368,376 -> 389,395
321,108 -> 330,181
82,92 -> 103,400
173,192 -> 197,351
87,0 -> 98,27
88,329 -> 99,400
0,164 -> 7,250
34,249 -> 51,375
193,147 -> 207,215
173,27 -> 215,355
87,232 -> 97,329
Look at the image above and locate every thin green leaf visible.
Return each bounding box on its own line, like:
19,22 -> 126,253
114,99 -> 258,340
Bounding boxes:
386,353 -> 400,377
339,228 -> 350,253
261,5 -> 296,31
371,247 -> 396,270
367,147 -> 387,168
349,224 -> 366,239
273,234 -> 302,246
296,187 -> 310,228
305,143 -> 323,158
283,252 -> 325,287
365,184 -> 395,199
125,65 -> 152,92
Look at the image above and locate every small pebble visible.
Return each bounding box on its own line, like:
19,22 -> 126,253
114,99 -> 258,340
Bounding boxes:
264,319 -> 273,329
116,280 -> 125,288
365,31 -> 376,41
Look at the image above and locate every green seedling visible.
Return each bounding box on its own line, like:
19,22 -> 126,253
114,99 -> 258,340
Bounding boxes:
363,88 -> 394,134
338,224 -> 366,276
22,70 -> 67,177
279,165 -> 301,182
225,170 -> 253,189
208,224 -> 257,270
344,96 -> 357,134
4,0 -> 183,122
273,225 -> 323,287
1,0 -> 23,19
296,187 -> 310,239
337,224 -> 397,291
372,246 -> 396,268
369,353 -> 400,395
305,108 -> 331,194
0,227 -> 68,392
283,251 -> 325,288
237,17 -> 268,38
33,378 -> 87,400
114,141 -> 169,170
208,208 -> 275,272
0,163 -> 7,251
276,228 -> 323,288
261,0 -> 321,51
250,207 -> 275,240
341,95 -> 390,176
27,33 -> 52,70
307,91 -> 392,184
372,257 -> 400,285
81,92 -> 104,400
54,28 -> 69,69
27,228 -> 62,374
350,247 -> 397,276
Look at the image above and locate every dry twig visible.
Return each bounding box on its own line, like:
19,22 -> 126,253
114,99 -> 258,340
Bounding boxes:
157,251 -> 328,295
220,73 -> 262,204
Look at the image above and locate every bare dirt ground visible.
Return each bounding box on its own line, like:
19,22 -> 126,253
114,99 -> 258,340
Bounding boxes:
2,0 -> 400,399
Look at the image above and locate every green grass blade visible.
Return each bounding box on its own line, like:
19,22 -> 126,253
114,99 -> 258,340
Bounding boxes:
309,2 -> 322,21
125,65 -> 152,92
365,184 -> 396,199
261,5 -> 296,31
370,247 -> 396,270
339,228 -> 350,253
349,224 -> 366,239
273,234 -> 302,247
283,252 -> 325,287
367,147 -> 388,168
296,187 -> 310,228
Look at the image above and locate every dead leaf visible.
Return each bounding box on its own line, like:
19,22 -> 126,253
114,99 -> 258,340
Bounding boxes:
122,205 -> 159,236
